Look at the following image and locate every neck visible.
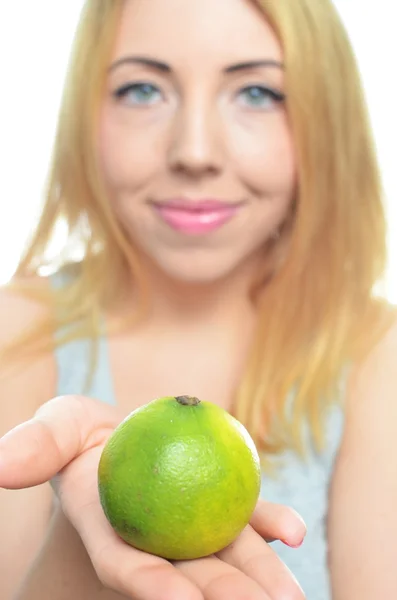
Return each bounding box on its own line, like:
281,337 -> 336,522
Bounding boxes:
116,252 -> 262,334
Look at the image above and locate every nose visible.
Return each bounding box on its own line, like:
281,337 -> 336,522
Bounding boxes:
168,96 -> 223,178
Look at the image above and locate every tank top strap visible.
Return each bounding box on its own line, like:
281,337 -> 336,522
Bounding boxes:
49,269 -> 117,405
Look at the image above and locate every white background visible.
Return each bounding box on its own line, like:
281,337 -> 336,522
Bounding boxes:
0,1 -> 395,300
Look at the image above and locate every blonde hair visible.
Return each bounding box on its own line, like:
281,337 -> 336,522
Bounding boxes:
3,0 -> 391,465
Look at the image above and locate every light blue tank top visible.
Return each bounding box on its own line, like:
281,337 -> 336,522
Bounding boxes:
51,272 -> 344,600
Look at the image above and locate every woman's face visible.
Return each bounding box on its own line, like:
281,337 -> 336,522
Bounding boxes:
99,0 -> 297,284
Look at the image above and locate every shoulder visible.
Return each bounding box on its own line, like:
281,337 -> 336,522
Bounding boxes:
328,306 -> 397,488
0,275 -> 57,434
326,311 -> 397,596
0,277 -> 60,596
0,275 -> 51,341
344,308 -> 397,421
338,307 -> 397,447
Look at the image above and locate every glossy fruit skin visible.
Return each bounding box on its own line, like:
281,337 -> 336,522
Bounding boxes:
98,395 -> 261,560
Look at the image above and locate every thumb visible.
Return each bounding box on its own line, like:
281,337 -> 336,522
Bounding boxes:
0,395 -> 123,489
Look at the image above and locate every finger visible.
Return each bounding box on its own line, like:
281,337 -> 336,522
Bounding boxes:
66,451 -> 202,600
176,554 -> 272,600
0,395 -> 122,489
251,499 -> 306,548
218,525 -> 305,599
91,531 -> 203,600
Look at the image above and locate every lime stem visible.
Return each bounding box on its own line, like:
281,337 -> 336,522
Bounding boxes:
175,396 -> 201,406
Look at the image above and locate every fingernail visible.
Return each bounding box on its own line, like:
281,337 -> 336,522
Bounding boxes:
0,450 -> 9,486
285,538 -> 304,548
282,511 -> 307,548
282,526 -> 306,548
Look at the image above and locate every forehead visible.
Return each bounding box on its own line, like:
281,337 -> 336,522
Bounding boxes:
111,0 -> 282,65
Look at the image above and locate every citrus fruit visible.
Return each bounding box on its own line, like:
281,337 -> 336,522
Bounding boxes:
98,395 -> 261,560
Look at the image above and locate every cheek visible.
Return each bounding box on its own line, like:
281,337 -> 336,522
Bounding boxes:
97,107 -> 160,190
230,116 -> 297,196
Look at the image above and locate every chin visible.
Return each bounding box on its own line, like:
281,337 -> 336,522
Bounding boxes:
162,264 -> 235,286
149,252 -> 244,286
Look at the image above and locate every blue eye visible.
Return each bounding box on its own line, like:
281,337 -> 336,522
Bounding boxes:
237,85 -> 285,109
114,82 -> 162,106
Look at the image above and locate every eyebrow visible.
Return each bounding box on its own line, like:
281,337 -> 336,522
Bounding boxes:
108,55 -> 284,74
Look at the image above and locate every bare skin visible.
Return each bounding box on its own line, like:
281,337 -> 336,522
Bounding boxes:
3,393 -> 306,600
0,285 -> 56,600
1,0 -> 397,598
3,315 -> 397,600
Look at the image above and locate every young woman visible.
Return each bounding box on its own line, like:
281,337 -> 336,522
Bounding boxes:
1,0 -> 396,598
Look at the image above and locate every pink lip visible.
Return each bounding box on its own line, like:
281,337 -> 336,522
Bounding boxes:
152,198 -> 243,235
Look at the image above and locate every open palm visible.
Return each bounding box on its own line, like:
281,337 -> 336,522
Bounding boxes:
0,395 -> 305,599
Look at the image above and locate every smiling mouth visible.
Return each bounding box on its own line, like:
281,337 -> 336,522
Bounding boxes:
151,198 -> 245,235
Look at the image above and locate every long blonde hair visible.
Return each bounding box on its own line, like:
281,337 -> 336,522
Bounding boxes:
3,0 -> 391,463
